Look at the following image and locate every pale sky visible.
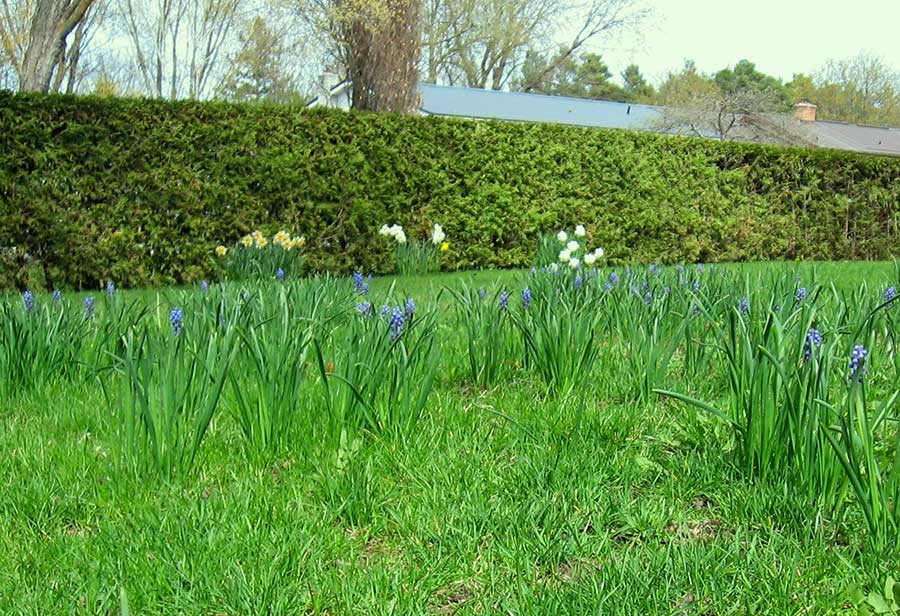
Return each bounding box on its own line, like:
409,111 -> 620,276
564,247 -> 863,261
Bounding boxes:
592,0 -> 900,85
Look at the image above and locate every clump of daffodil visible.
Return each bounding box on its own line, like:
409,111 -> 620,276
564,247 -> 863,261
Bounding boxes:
441,241 -> 450,252
215,245 -> 227,258
273,230 -> 291,247
241,234 -> 253,247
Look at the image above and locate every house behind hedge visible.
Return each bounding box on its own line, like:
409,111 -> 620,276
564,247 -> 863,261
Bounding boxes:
309,81 -> 900,157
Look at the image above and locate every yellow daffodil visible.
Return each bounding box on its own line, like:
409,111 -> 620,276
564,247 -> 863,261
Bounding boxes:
241,235 -> 253,247
274,230 -> 290,246
252,230 -> 263,240
256,237 -> 268,249
440,241 -> 450,252
215,245 -> 227,257
294,236 -> 306,247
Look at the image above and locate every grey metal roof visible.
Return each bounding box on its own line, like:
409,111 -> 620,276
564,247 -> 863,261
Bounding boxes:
418,83 -> 661,130
799,120 -> 900,157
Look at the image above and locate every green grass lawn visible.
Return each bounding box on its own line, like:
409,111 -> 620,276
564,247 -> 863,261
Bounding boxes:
2,261 -> 899,614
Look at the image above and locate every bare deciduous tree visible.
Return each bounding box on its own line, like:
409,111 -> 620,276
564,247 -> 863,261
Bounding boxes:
0,0 -> 103,92
115,0 -> 242,99
422,0 -> 648,90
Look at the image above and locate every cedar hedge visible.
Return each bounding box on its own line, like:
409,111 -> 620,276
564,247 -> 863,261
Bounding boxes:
1,90 -> 898,290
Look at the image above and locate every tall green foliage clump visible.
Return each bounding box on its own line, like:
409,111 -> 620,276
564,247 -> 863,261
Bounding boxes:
0,91 -> 898,290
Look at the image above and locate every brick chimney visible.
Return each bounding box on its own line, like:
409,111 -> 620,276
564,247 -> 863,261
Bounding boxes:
793,99 -> 817,123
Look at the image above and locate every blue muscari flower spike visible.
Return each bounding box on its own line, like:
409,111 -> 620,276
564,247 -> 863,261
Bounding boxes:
276,268 -> 285,282
795,287 -> 807,302
356,301 -> 373,318
499,290 -> 510,311
105,281 -> 116,296
574,274 -> 583,289
692,281 -> 701,292
22,290 -> 35,312
405,297 -> 416,318
169,307 -> 184,336
603,281 -> 613,292
530,267 -> 537,275
84,296 -> 95,319
521,287 -> 532,309
676,264 -> 685,276
478,288 -> 487,299
380,304 -> 391,319
739,297 -> 750,316
52,289 -> 61,304
353,271 -> 369,295
242,290 -> 251,302
804,328 -> 822,360
643,290 -> 653,306
848,344 -> 868,382
884,287 -> 897,302
200,280 -> 209,293
388,307 -> 405,341
692,303 -> 701,317
696,263 -> 705,274
609,271 -> 620,285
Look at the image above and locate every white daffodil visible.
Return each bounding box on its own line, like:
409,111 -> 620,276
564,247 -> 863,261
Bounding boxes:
379,224 -> 391,236
432,223 -> 445,245
584,252 -> 597,266
566,240 -> 580,252
556,230 -> 568,243
593,247 -> 605,258
549,263 -> 560,273
395,229 -> 407,244
559,249 -> 571,263
574,224 -> 586,237
568,257 -> 580,269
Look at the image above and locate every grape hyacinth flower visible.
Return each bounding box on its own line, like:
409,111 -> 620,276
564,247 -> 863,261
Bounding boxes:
676,264 -> 685,276
692,303 -> 701,317
388,308 -> 405,341
200,280 -> 209,293
609,271 -> 620,286
276,268 -> 285,282
380,304 -> 391,319
356,302 -> 373,318
884,287 -> 897,302
804,328 -> 822,360
643,290 -> 653,306
84,296 -> 95,319
22,290 -> 35,312
574,274 -> 583,289
353,271 -> 370,295
242,290 -> 251,302
478,288 -> 487,299
405,297 -> 416,318
739,297 -> 750,316
603,282 -> 614,292
105,281 -> 116,296
499,290 -> 510,311
848,344 -> 868,382
795,287 -> 807,303
52,289 -> 62,304
169,307 -> 184,336
692,281 -> 701,292
521,287 -> 532,309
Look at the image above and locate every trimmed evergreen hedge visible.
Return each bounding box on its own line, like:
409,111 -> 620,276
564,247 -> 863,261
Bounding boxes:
1,90 -> 898,290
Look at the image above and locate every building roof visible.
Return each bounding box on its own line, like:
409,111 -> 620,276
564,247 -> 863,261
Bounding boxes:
309,82 -> 900,157
418,83 -> 661,130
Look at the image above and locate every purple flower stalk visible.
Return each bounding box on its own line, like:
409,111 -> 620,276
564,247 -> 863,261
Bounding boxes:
499,290 -> 509,311
200,280 -> 209,293
795,287 -> 807,302
405,297 -> 416,318
389,307 -> 405,341
885,287 -> 897,302
739,297 -> 750,316
609,271 -> 620,285
574,274 -> 583,289
52,289 -> 62,304
353,271 -> 369,295
276,268 -> 285,282
22,290 -> 35,312
848,344 -> 868,382
169,307 -> 184,336
804,328 -> 822,360
105,281 -> 116,296
356,301 -> 373,318
84,296 -> 95,319
521,287 -> 532,309
380,304 -> 391,319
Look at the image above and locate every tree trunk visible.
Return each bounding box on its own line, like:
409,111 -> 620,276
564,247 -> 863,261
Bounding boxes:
19,0 -> 95,93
